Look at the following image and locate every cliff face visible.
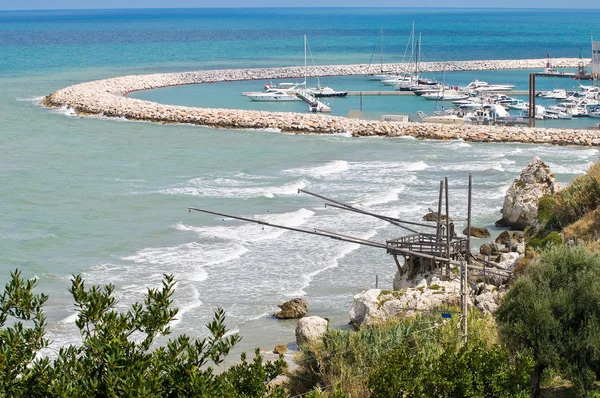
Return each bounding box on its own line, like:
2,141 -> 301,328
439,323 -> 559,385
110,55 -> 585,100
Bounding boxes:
497,157 -> 560,230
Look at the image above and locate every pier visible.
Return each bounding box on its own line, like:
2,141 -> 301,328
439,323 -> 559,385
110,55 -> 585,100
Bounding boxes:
295,88 -> 331,113
346,90 -> 531,96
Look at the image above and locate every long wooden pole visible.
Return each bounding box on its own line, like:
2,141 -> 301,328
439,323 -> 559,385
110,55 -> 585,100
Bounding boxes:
445,177 -> 450,277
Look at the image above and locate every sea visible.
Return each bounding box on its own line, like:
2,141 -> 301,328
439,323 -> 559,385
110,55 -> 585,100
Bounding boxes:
1,7 -> 600,359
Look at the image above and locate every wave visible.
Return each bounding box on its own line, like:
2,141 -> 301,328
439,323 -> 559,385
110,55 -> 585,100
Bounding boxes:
179,208 -> 315,243
359,186 -> 405,207
159,177 -> 307,199
169,285 -> 202,328
283,160 -> 349,178
287,221 -> 381,297
16,96 -> 44,105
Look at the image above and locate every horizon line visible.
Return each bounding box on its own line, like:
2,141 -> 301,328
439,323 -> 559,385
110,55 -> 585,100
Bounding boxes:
2,6 -> 600,11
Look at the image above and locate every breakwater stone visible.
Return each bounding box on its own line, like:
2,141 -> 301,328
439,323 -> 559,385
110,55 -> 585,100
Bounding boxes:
42,58 -> 600,146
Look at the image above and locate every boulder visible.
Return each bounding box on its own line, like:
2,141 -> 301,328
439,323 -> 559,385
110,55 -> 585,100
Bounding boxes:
351,277 -> 466,327
463,226 -> 491,238
275,298 -> 308,319
479,243 -> 493,256
475,291 -> 500,314
349,289 -> 382,326
496,157 -> 560,230
273,344 -> 288,355
497,252 -> 522,270
423,212 -> 451,222
295,316 -> 328,346
495,230 -> 512,245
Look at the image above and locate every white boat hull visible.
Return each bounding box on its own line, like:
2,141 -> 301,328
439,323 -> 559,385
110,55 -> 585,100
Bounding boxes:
246,94 -> 300,102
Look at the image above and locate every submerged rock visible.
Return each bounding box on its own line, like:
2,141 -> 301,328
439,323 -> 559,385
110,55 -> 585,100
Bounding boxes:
496,157 -> 560,230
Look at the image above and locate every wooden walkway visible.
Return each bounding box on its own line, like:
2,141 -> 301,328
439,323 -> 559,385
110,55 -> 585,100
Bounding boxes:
346,90 -> 531,96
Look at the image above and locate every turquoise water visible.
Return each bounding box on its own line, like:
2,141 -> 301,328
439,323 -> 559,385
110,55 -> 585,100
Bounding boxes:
1,8 -> 600,356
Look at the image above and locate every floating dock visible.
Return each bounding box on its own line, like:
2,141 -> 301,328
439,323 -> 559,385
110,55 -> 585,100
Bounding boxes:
346,90 -> 531,96
296,88 -> 331,113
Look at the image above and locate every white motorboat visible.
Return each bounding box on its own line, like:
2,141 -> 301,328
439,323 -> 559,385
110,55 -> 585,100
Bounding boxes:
420,109 -> 469,125
542,89 -> 567,100
589,107 -> 600,118
464,79 -> 515,93
381,76 -> 413,86
421,89 -> 469,101
307,86 -> 348,97
246,89 -> 300,102
264,82 -> 301,92
507,100 -> 528,111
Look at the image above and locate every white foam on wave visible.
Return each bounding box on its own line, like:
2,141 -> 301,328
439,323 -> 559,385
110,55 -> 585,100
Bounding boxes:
56,105 -> 78,117
283,160 -> 349,178
123,240 -> 247,277
17,96 -> 44,105
169,285 -> 202,328
405,160 -> 429,171
179,208 -> 315,244
444,139 -> 471,149
359,186 -> 405,207
161,177 -> 307,199
259,127 -> 281,133
59,312 -> 78,325
350,160 -> 428,174
287,220 -> 382,297
549,162 -> 592,175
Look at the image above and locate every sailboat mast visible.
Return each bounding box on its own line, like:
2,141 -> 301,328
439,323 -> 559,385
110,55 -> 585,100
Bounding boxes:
304,34 -> 307,89
379,26 -> 383,73
416,32 -> 421,76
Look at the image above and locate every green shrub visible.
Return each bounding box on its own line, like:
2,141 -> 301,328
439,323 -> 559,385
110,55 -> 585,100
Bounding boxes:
0,271 -> 286,397
368,339 -> 532,398
288,310 -> 525,398
497,245 -> 600,397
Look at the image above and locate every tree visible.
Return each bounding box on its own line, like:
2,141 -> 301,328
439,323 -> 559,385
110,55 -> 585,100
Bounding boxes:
0,271 -> 286,397
497,245 -> 600,397
0,270 -> 49,397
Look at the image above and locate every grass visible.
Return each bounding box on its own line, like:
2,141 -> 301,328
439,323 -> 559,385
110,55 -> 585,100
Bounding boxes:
286,309 -> 498,397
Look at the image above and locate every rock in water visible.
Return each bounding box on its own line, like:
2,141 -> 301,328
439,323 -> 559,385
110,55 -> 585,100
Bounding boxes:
295,316 -> 328,346
275,298 -> 308,319
463,226 -> 491,238
273,344 -> 288,355
496,157 -> 559,230
423,212 -> 451,222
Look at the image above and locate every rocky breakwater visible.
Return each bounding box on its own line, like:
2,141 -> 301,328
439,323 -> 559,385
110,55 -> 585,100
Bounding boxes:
42,59 -> 600,146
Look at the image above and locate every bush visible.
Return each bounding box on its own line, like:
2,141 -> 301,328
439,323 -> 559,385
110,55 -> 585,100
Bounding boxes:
0,270 -> 286,397
497,245 -> 600,397
288,309 -> 531,397
369,339 -> 532,398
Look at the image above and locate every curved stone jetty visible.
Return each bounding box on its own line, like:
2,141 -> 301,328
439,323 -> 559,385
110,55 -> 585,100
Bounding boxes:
42,58 -> 600,146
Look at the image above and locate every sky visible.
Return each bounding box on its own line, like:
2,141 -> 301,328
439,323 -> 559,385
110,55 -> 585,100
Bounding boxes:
2,0 -> 599,11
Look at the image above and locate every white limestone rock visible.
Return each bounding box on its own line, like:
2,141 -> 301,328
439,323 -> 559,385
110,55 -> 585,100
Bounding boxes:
497,157 -> 559,230
349,289 -> 382,326
497,252 -> 523,270
295,316 -> 328,346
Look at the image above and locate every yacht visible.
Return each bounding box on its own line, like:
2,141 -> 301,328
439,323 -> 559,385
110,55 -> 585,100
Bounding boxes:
421,89 -> 469,102
245,88 -> 301,102
464,79 -> 515,94
589,107 -> 600,118
541,89 -> 567,100
306,86 -> 348,97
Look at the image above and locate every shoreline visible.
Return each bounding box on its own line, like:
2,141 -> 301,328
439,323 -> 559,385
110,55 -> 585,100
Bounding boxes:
42,58 -> 600,146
